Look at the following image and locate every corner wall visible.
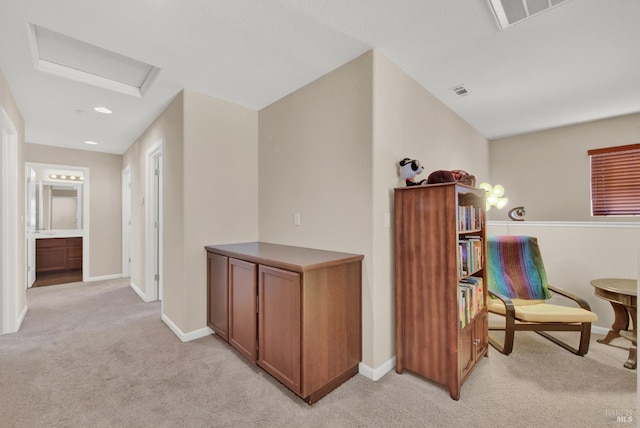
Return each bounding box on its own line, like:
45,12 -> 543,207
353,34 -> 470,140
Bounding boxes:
371,51 -> 489,370
258,52 -> 375,364
123,90 -> 259,337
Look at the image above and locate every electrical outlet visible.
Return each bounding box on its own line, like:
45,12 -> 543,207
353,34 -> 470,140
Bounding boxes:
294,213 -> 301,226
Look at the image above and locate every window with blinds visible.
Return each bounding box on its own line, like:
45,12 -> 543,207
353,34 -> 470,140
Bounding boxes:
588,143 -> 640,216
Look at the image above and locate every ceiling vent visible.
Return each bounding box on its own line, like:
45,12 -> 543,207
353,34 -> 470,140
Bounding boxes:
489,0 -> 571,30
27,23 -> 159,97
452,85 -> 469,97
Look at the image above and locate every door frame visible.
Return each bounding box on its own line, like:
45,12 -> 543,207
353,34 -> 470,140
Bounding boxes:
1,105 -> 18,334
24,162 -> 90,282
121,165 -> 132,278
145,139 -> 163,302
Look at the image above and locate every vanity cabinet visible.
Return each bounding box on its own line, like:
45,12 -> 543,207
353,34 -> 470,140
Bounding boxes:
36,237 -> 83,273
205,242 -> 363,404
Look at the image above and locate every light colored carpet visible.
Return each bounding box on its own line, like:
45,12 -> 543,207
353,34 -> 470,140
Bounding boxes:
0,278 -> 636,428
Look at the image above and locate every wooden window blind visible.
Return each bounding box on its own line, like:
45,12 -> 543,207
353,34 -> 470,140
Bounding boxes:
588,143 -> 640,216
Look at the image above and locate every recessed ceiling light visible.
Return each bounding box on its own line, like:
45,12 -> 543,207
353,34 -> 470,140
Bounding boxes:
84,140 -> 98,145
50,174 -> 57,179
94,106 -> 112,114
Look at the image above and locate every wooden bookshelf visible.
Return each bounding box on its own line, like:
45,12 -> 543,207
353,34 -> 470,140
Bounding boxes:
394,182 -> 488,400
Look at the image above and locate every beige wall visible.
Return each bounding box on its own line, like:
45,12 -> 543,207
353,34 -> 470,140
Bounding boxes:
25,143 -> 123,278
259,50 -> 490,370
371,51 -> 489,368
182,90 -> 258,333
123,90 -> 258,334
488,112 -> 640,222
259,52 -> 375,363
0,68 -> 26,327
122,92 -> 184,323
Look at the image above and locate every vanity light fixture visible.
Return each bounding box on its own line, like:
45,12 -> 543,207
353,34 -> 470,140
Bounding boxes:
49,173 -> 83,182
94,106 -> 112,114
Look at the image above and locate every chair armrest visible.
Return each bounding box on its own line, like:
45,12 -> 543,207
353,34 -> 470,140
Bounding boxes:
488,289 -> 516,318
548,284 -> 592,311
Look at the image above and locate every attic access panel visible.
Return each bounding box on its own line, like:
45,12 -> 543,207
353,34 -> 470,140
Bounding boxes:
489,0 -> 571,30
28,24 -> 159,97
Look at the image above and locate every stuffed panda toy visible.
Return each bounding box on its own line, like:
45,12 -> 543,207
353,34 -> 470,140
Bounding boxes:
399,158 -> 427,186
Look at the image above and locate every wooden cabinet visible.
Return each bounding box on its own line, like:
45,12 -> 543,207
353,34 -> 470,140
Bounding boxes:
205,242 -> 363,404
394,183 -> 488,400
36,237 -> 83,273
206,252 -> 229,341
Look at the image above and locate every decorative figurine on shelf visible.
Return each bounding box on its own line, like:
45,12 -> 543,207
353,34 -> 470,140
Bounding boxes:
427,169 -> 476,187
399,158 -> 428,186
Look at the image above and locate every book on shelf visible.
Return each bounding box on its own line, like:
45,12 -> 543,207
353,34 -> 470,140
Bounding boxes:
458,277 -> 484,328
458,205 -> 484,232
457,238 -> 483,277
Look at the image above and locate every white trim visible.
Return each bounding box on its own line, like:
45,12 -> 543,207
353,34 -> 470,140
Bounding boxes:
145,139 -> 163,302
1,105 -> 18,334
591,325 -> 610,336
16,304 -> 27,331
84,273 -> 122,282
488,220 -> 640,229
358,356 -> 396,381
121,166 -> 131,278
129,281 -> 148,302
161,312 -> 214,342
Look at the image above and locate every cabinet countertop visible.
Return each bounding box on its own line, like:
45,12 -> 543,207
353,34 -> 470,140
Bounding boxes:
204,242 -> 363,273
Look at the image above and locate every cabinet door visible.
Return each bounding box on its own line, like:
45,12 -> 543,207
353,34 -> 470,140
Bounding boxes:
35,239 -> 68,273
458,326 -> 474,381
207,253 -> 229,341
68,238 -> 83,270
474,311 -> 488,359
229,258 -> 257,361
258,265 -> 301,394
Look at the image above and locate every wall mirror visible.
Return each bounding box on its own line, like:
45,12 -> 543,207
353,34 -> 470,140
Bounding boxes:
26,163 -> 85,233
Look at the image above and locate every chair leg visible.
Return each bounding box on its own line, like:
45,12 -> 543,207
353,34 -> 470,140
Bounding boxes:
488,315 -> 515,355
536,323 -> 591,356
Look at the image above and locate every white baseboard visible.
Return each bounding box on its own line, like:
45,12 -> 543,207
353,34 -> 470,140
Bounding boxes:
129,281 -> 148,302
161,312 -> 214,342
359,356 -> 396,381
85,273 -> 122,282
16,304 -> 28,332
592,325 -> 610,336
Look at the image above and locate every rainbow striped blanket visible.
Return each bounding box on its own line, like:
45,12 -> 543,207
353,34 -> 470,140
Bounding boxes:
486,235 -> 551,300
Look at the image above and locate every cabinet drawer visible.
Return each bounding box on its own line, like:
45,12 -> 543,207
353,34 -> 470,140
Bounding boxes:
36,238 -> 66,249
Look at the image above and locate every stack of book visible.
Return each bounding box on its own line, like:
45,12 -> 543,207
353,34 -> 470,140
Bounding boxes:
458,277 -> 484,328
458,205 -> 484,231
457,238 -> 483,276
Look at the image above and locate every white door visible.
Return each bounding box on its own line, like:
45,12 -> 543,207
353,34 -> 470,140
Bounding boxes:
145,140 -> 163,302
152,152 -> 162,300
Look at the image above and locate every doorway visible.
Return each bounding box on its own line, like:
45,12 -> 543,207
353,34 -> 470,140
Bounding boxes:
145,140 -> 163,302
1,105 -> 18,334
25,162 -> 88,288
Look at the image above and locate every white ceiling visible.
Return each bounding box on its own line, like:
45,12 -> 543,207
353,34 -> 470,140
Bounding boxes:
1,0 -> 639,155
